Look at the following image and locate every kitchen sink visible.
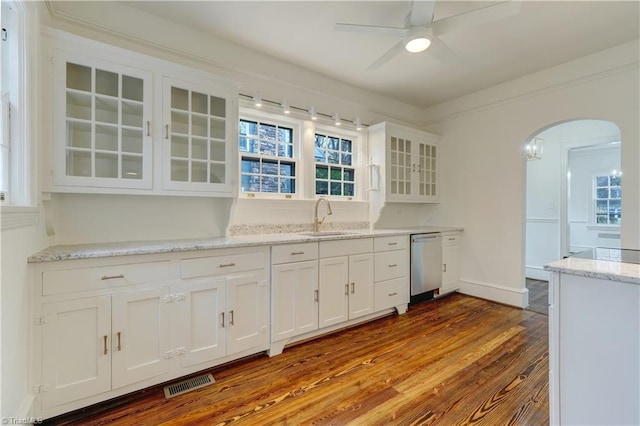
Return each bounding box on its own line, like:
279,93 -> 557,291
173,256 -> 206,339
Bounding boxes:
299,231 -> 360,237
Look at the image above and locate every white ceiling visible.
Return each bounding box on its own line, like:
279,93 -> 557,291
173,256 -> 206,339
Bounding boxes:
125,1 -> 640,109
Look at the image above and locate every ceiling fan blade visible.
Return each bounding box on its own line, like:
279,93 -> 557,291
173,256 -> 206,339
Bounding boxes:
409,0 -> 436,27
427,35 -> 460,64
367,41 -> 405,70
430,1 -> 522,36
335,23 -> 408,38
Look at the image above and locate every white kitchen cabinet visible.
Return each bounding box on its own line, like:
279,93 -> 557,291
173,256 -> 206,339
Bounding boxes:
271,243 -> 319,342
225,273 -> 270,354
40,287 -> 171,409
369,122 -> 440,203
318,239 -> 374,328
161,77 -> 237,194
441,232 -> 461,295
373,235 -> 409,312
53,50 -> 153,190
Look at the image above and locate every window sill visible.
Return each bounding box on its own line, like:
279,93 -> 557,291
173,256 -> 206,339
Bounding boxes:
1,206 -> 40,230
586,224 -> 621,232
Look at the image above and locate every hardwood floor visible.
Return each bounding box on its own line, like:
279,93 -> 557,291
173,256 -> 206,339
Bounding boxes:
44,294 -> 549,425
525,279 -> 549,315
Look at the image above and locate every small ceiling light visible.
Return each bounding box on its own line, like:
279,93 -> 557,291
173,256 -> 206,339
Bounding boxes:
354,117 -> 362,131
404,27 -> 432,53
334,112 -> 341,126
282,99 -> 290,114
253,92 -> 262,107
309,106 -> 317,120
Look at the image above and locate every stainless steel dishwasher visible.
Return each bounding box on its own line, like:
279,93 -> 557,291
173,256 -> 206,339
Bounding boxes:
410,233 -> 442,303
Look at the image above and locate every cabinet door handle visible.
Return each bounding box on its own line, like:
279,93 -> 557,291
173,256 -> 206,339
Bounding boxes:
164,124 -> 169,140
117,332 -> 122,351
103,335 -> 108,355
221,312 -> 225,328
449,237 -> 456,241
388,264 -> 398,268
443,263 -> 447,273
219,263 -> 236,268
291,251 -> 305,255
412,164 -> 416,172
229,310 -> 234,326
344,284 -> 349,295
388,292 -> 398,297
388,242 -> 398,246
101,274 -> 124,280
351,282 -> 355,294
314,289 -> 319,302
146,121 -> 150,137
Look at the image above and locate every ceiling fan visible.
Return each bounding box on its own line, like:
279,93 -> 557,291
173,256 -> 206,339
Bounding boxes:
335,1 -> 521,70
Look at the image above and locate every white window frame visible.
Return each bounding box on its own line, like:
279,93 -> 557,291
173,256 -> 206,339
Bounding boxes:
238,108 -> 302,199
312,124 -> 362,201
590,171 -> 621,229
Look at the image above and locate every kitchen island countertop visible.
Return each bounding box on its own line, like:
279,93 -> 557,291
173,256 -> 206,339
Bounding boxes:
544,248 -> 640,285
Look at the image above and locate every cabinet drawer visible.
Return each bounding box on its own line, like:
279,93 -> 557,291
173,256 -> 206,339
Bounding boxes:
375,250 -> 408,282
374,277 -> 409,311
181,252 -> 266,279
42,261 -> 171,296
319,238 -> 373,258
374,235 -> 408,252
271,243 -> 318,265
442,233 -> 461,246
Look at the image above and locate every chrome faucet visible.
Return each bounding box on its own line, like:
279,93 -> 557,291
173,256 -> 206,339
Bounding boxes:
313,197 -> 333,232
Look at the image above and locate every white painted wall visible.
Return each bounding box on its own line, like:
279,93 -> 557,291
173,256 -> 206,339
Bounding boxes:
424,40 -> 640,306
568,145 -> 621,252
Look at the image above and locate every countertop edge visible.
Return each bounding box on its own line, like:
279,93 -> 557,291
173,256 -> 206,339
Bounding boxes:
544,260 -> 640,285
28,226 -> 464,263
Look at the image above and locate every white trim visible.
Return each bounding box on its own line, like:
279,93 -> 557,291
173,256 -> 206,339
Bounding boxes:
525,217 -> 559,224
17,393 -> 35,420
0,205 -> 39,230
458,278 -> 529,308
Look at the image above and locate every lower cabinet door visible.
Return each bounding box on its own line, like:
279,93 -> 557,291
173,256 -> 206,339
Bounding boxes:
319,257 -> 349,328
41,296 -> 112,409
178,278 -> 227,368
271,260 -> 319,341
348,253 -> 374,319
111,288 -> 172,389
226,273 -> 269,355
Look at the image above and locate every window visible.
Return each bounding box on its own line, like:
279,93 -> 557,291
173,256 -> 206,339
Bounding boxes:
239,118 -> 296,195
314,133 -> 355,197
594,173 -> 621,225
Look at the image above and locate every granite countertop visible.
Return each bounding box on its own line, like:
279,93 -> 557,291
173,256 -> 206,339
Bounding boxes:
544,248 -> 640,285
28,226 -> 463,263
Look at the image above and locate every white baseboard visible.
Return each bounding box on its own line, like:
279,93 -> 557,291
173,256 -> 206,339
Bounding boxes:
458,279 -> 529,308
17,393 -> 35,419
525,267 -> 550,281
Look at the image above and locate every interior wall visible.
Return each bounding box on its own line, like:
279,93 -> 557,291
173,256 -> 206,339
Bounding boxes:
568,145 -> 621,252
423,41 -> 639,304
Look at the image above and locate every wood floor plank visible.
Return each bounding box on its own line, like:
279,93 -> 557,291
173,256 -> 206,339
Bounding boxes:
43,294 -> 549,426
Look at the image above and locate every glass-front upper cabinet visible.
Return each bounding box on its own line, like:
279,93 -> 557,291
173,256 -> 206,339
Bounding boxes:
162,77 -> 236,193
53,50 -> 153,189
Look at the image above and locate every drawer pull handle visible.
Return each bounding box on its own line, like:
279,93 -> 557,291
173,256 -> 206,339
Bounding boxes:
351,282 -> 355,294
146,121 -> 151,137
291,251 -> 305,255
101,274 -> 124,280
449,238 -> 455,241
103,335 -> 108,355
388,264 -> 398,268
314,289 -> 319,302
164,124 -> 169,140
443,263 -> 447,273
388,292 -> 398,297
221,312 -> 225,328
229,310 -> 235,326
219,263 -> 236,268
117,332 -> 122,351
345,284 -> 349,295
388,242 -> 398,246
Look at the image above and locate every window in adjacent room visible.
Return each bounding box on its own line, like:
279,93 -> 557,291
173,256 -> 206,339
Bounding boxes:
314,132 -> 355,197
239,117 -> 297,195
594,173 -> 621,225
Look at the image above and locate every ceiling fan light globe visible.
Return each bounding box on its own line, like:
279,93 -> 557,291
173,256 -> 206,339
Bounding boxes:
405,37 -> 431,53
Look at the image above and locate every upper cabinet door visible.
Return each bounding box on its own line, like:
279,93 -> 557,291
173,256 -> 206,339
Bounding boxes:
161,77 -> 238,194
53,50 -> 153,190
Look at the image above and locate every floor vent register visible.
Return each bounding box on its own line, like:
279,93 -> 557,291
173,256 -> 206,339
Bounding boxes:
163,373 -> 215,399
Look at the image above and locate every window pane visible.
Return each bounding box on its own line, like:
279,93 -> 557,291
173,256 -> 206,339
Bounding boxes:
596,188 -> 608,199
316,181 -> 328,195
315,134 -> 327,149
610,188 -> 621,199
262,160 -> 278,175
241,174 -> 260,192
315,148 -> 326,163
259,123 -> 276,141
596,200 -> 608,214
280,162 -> 295,177
341,139 -> 352,152
341,153 -> 352,166
596,214 -> 608,224
596,176 -> 609,187
330,167 -> 342,181
260,140 -> 277,156
278,143 -> 293,158
316,166 -> 328,179
610,175 -> 621,187
330,182 -> 342,195
343,183 -> 354,196
261,176 -> 278,192
344,169 -> 355,182
240,120 -> 258,136
280,178 -> 295,194
278,127 -> 292,143
328,137 -> 340,150
328,151 -> 340,164
241,158 -> 259,173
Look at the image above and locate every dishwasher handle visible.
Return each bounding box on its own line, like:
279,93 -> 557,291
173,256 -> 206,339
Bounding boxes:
411,233 -> 441,243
